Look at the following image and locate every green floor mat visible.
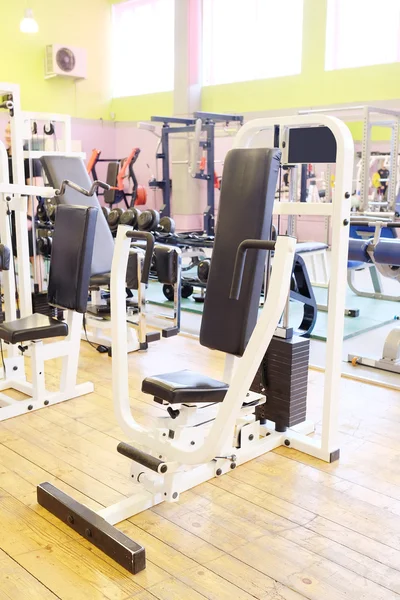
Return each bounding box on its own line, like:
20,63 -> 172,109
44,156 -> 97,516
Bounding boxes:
147,281 -> 399,341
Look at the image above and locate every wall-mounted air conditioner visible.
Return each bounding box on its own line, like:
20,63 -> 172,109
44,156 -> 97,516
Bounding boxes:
45,45 -> 87,80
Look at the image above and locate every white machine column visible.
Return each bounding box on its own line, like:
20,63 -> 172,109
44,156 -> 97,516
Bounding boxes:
171,0 -> 203,231
2,83 -> 32,317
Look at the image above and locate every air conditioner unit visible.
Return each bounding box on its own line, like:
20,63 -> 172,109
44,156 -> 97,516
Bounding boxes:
45,45 -> 87,80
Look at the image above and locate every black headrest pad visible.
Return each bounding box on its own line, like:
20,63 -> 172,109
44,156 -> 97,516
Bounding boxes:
200,148 -> 281,356
48,205 -> 98,313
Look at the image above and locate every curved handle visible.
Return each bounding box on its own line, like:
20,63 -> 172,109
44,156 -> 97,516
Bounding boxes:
229,239 -> 276,300
55,179 -> 110,197
126,230 -> 154,284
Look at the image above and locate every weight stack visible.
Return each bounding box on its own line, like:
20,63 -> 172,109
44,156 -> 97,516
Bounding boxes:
32,292 -> 64,321
251,335 -> 310,432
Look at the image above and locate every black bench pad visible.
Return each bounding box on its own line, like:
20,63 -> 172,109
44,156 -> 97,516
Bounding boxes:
0,313 -> 68,344
90,272 -> 111,287
142,370 -> 228,405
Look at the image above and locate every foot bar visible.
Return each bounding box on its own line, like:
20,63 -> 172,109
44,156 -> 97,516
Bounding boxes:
117,442 -> 168,474
37,482 -> 146,574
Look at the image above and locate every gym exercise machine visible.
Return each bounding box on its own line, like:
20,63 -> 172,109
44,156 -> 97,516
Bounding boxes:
348,220 -> 400,374
347,216 -> 400,302
37,114 -> 354,574
140,111 -> 243,235
87,147 -> 147,209
40,156 -> 182,350
0,150 -> 105,419
300,105 -> 400,217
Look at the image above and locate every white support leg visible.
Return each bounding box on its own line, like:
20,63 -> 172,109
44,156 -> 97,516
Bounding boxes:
60,311 -> 84,394
30,342 -> 46,402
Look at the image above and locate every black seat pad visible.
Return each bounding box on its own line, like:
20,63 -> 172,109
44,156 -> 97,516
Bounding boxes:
142,370 -> 228,404
0,314 -> 68,344
90,272 -> 111,287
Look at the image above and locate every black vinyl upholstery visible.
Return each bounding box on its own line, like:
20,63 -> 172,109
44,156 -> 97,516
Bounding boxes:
48,205 -> 98,313
200,148 -> 281,356
142,370 -> 228,404
90,272 -> 111,287
104,162 -> 119,204
41,156 -> 114,275
0,313 -> 68,344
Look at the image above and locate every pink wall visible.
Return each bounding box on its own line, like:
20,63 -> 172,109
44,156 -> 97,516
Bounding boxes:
0,113 -> 345,243
72,118 -> 116,189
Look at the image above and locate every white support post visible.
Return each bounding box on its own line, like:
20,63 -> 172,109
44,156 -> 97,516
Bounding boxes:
388,119 -> 399,212
0,143 -> 17,325
4,83 -> 32,318
59,311 -> 83,394
172,0 -> 202,220
30,343 -> 46,402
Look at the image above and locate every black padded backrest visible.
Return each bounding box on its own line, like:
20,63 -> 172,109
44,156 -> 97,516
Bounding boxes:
104,162 -> 119,204
48,205 -> 98,313
200,148 -> 281,356
41,156 -> 114,275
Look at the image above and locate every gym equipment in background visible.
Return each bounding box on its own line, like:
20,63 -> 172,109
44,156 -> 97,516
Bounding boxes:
41,155 -> 181,349
0,150 -> 103,419
87,147 -> 147,209
347,216 -> 400,301
348,220 -> 400,374
301,105 -> 400,217
140,111 -> 243,235
37,114 -> 354,574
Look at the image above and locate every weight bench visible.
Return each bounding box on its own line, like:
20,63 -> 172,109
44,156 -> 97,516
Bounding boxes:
347,223 -> 400,373
0,205 -> 97,419
347,222 -> 400,301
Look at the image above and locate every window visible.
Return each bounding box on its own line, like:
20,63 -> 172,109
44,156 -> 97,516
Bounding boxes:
326,0 -> 400,70
112,0 -> 174,97
202,0 -> 304,86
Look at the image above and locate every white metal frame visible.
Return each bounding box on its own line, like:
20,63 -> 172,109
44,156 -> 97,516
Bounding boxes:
99,115 -> 354,525
84,251 -> 148,353
0,83 -> 93,420
301,105 -> 400,215
0,310 -> 93,421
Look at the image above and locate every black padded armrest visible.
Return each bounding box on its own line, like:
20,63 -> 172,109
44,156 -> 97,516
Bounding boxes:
230,239 -> 276,300
126,230 -> 154,284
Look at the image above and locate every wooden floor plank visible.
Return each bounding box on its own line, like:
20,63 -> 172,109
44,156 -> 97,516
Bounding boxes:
229,453 -> 400,552
200,554 -> 307,600
1,332 -> 400,599
0,554 -> 59,600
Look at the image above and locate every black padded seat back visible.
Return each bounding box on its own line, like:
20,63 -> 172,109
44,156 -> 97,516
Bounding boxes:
200,148 -> 281,356
41,156 -> 114,275
104,162 -> 119,204
48,205 -> 98,313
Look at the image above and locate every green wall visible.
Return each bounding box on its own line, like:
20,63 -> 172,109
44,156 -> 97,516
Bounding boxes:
2,0 -> 400,127
202,0 -> 400,115
111,0 -> 400,124
0,0 -> 112,119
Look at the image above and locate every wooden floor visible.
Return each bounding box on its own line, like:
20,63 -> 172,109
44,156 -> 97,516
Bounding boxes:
0,333 -> 400,600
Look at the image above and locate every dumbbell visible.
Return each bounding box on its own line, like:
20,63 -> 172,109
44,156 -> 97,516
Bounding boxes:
138,209 -> 175,234
46,202 -> 56,224
120,207 -> 141,228
37,233 -> 52,257
107,207 -> 124,234
197,258 -> 211,284
37,203 -> 48,225
101,206 -> 110,220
